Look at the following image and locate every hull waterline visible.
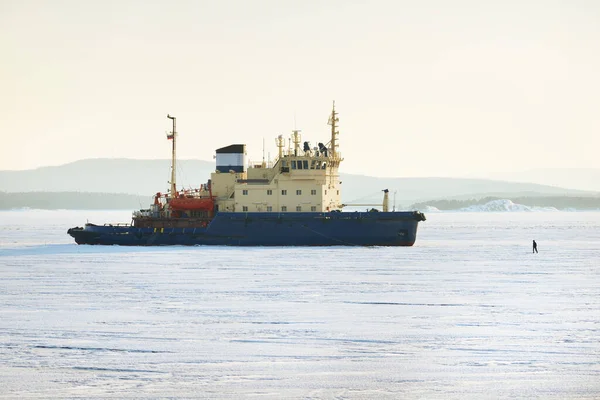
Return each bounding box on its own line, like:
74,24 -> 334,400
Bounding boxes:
68,211 -> 425,247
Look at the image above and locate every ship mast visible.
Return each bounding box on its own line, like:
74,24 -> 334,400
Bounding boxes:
167,114 -> 177,197
328,101 -> 339,158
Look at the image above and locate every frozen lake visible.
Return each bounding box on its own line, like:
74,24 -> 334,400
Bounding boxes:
1,210 -> 599,399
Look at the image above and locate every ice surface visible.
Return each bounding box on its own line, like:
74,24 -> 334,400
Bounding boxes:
0,210 -> 599,399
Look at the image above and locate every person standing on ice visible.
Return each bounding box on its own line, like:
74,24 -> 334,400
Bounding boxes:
533,240 -> 538,253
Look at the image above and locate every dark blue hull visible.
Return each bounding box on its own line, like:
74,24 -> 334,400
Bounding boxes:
67,211 -> 425,246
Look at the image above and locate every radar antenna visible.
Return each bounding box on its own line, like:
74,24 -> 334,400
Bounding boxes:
292,130 -> 301,156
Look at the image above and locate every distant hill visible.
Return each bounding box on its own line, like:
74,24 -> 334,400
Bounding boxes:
0,159 -> 215,196
1,159 -> 598,209
338,175 -> 596,206
479,168 -> 600,192
0,191 -> 146,210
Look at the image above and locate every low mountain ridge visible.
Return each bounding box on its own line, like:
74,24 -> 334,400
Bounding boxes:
1,159 -> 598,208
0,158 -> 215,196
0,191 -> 146,210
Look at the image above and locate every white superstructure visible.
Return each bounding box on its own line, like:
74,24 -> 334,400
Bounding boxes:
210,102 -> 344,213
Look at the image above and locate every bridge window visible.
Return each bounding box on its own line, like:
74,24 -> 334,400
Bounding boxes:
297,160 -> 303,170
291,161 -> 296,169
303,160 -> 309,169
310,160 -> 316,169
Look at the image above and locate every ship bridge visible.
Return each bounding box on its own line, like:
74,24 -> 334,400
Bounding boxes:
210,102 -> 344,213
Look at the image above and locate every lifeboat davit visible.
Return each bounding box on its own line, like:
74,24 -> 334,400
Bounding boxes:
169,197 -> 214,211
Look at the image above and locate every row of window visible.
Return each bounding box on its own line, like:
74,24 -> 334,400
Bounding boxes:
290,160 -> 327,170
241,206 -> 318,212
242,189 -> 335,196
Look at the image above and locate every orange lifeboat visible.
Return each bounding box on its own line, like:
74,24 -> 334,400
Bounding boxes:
169,197 -> 214,211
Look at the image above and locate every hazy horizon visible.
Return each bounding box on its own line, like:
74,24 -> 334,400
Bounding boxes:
2,157 -> 600,194
2,0 -> 599,178
3,155 -> 600,177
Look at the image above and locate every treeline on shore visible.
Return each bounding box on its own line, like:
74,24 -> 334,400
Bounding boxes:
0,191 -> 147,210
409,196 -> 600,210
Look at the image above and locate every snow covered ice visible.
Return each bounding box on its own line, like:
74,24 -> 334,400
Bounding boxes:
417,199 -> 567,213
1,209 -> 599,399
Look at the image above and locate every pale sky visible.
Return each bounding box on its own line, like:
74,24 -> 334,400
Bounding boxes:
2,0 -> 599,178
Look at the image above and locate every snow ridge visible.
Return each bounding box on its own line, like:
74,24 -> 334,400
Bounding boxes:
416,199 -> 560,212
